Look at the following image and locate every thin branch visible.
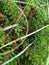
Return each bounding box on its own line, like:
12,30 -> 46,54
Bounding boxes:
2,39 -> 37,65
0,25 -> 49,50
2,24 -> 18,31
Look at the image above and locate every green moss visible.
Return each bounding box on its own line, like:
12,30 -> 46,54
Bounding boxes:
0,0 -> 49,65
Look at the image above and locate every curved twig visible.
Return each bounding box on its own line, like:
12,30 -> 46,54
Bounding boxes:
0,2 -> 28,46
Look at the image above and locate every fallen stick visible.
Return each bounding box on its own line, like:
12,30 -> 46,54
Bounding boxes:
2,24 -> 18,31
0,25 -> 49,50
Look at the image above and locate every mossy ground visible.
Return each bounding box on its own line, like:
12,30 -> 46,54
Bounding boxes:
0,0 -> 49,65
